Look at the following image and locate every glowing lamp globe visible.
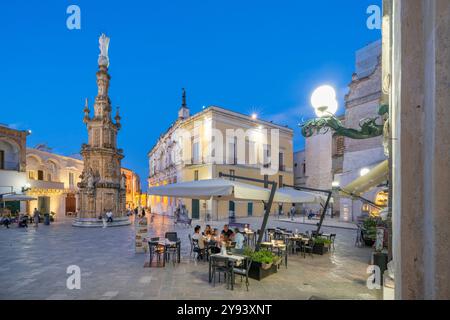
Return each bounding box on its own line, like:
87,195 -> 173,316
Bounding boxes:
360,168 -> 370,177
311,85 -> 338,117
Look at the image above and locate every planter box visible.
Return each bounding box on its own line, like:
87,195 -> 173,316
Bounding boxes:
362,232 -> 376,247
248,261 -> 278,281
312,243 -> 330,255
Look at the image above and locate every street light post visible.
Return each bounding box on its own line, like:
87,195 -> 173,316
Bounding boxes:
301,85 -> 387,139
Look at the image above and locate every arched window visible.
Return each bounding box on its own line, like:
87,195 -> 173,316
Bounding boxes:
0,138 -> 20,170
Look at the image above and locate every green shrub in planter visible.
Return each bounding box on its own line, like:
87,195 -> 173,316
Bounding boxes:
314,237 -> 332,246
311,237 -> 332,255
244,247 -> 279,280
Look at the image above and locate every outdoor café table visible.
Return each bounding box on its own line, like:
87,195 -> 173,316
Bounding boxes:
260,242 -> 273,250
288,236 -> 309,254
148,238 -> 181,265
208,253 -> 246,290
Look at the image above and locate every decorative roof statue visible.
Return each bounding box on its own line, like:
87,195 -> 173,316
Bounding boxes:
98,33 -> 110,67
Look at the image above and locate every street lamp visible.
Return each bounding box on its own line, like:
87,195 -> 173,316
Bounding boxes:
331,181 -> 340,188
301,84 -> 388,139
311,85 -> 338,117
360,168 -> 370,177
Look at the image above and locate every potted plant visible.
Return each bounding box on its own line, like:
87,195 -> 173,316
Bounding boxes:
244,248 -> 278,281
361,217 -> 378,246
312,237 -> 332,255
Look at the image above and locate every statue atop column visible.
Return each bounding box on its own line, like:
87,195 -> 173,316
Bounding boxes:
74,33 -> 128,228
98,33 -> 110,67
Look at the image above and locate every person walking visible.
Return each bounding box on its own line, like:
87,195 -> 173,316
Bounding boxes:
33,208 -> 40,228
290,204 -> 296,221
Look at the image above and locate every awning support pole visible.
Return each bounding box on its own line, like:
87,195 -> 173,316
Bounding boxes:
219,172 -> 277,251
282,184 -> 332,235
338,188 -> 384,210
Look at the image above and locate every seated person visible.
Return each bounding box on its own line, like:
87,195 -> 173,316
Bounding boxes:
18,214 -> 28,228
192,226 -> 205,259
204,225 -> 212,236
0,214 -> 11,229
233,228 -> 245,249
221,224 -> 234,241
106,210 -> 113,222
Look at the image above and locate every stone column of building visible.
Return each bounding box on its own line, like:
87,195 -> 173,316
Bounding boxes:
73,33 -> 129,227
386,0 -> 449,299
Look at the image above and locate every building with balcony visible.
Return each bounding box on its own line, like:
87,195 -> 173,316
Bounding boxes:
148,90 -> 294,220
26,146 -> 84,219
0,124 -> 29,214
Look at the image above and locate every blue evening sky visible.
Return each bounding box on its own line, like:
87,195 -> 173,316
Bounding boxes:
1,0 -> 381,190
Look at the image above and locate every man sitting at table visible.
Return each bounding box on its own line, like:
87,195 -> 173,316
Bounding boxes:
233,228 -> 245,249
192,226 -> 205,260
221,224 -> 234,241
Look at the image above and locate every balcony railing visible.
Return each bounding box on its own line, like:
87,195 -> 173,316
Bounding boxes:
279,164 -> 286,172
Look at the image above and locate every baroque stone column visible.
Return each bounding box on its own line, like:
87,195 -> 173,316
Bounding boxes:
73,33 -> 129,227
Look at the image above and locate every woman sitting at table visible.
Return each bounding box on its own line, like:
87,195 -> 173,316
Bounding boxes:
192,226 -> 205,260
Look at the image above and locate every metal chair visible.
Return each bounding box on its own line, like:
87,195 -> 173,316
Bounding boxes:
302,238 -> 315,258
165,232 -> 178,242
165,244 -> 178,266
274,240 -> 288,268
211,256 -> 232,289
149,237 -> 166,267
232,257 -> 253,291
192,239 -> 205,260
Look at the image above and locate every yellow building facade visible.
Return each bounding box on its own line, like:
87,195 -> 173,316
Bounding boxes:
121,167 -> 141,209
148,97 -> 294,221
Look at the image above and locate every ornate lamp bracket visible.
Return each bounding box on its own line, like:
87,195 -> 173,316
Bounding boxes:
301,104 -> 389,140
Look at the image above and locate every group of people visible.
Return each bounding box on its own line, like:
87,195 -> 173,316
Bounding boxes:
0,208 -> 41,229
191,224 -> 246,260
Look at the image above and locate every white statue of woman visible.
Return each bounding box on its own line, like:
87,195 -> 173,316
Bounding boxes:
98,33 -> 110,67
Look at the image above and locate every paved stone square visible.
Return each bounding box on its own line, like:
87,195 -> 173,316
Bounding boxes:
0,215 -> 380,300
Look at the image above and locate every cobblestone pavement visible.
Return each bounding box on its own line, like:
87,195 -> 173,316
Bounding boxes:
0,215 -> 380,300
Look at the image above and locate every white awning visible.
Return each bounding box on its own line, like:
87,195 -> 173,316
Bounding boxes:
149,179 -> 329,204
1,194 -> 37,202
274,187 -> 330,204
340,160 -> 389,197
148,179 -> 272,201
